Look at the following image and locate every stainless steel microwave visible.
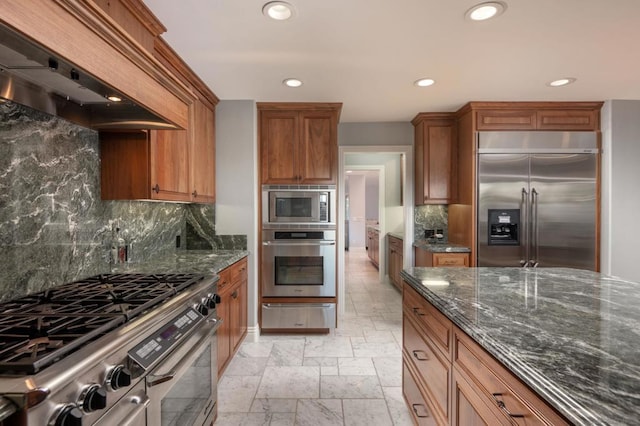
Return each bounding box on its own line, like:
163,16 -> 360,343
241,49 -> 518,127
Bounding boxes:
262,185 -> 336,226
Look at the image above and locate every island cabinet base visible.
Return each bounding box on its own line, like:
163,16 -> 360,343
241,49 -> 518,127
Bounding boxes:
402,282 -> 569,426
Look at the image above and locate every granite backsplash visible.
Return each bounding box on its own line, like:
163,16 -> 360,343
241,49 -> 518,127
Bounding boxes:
0,101 -> 244,302
414,205 -> 448,241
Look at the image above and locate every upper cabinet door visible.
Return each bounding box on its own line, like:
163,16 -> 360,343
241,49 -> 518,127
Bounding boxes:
190,100 -> 216,203
413,114 -> 457,205
299,111 -> 337,184
150,128 -> 191,201
260,110 -> 299,184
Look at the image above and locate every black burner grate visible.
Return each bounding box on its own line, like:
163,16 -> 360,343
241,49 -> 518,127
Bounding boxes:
0,273 -> 204,374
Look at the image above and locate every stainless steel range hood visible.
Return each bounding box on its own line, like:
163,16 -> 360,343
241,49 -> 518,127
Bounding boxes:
0,24 -> 180,130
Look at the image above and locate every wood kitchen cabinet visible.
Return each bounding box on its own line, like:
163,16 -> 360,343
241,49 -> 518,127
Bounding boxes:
414,247 -> 469,268
100,38 -> 218,203
258,103 -> 342,184
217,257 -> 248,376
388,234 -> 403,291
402,282 -> 569,426
367,227 -> 380,268
413,113 -> 457,205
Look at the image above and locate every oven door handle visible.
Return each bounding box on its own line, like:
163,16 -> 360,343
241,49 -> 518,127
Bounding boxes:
262,241 -> 336,246
118,395 -> 150,426
146,317 -> 222,388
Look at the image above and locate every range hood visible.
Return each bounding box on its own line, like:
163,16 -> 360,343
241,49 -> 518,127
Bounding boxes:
0,24 -> 179,130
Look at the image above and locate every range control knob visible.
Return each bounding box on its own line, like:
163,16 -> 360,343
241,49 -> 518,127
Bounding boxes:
204,293 -> 221,309
196,303 -> 209,316
79,384 -> 107,412
53,405 -> 82,426
106,365 -> 132,391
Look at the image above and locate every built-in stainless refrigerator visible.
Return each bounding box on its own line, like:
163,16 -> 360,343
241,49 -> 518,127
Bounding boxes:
477,131 -> 599,270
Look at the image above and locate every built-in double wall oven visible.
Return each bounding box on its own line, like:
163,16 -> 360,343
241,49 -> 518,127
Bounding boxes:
261,185 -> 337,330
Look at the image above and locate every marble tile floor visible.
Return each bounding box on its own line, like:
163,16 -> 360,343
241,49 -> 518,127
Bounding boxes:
214,247 -> 412,426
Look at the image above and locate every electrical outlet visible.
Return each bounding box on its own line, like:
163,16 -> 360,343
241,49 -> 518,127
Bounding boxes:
424,229 -> 435,238
176,235 -> 181,248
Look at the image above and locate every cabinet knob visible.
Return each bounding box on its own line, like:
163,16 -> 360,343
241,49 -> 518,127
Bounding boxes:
232,290 -> 238,299
192,190 -> 198,198
152,184 -> 160,193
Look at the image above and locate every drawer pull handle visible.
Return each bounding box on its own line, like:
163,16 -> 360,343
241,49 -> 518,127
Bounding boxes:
412,307 -> 425,316
412,403 -> 430,418
492,393 -> 525,418
412,350 -> 429,361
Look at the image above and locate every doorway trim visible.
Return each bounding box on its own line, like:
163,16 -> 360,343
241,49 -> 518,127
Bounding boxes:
337,145 -> 414,319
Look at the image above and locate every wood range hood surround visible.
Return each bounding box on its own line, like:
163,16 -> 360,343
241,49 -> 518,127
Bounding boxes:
0,0 -> 192,130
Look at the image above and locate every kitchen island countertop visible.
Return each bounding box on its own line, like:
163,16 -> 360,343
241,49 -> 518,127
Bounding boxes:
111,250 -> 248,277
401,267 -> 640,426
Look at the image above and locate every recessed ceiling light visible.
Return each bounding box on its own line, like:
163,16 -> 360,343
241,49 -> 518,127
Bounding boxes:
283,78 -> 303,88
263,1 -> 295,21
465,2 -> 506,21
414,78 -> 435,87
106,95 -> 122,102
547,77 -> 577,87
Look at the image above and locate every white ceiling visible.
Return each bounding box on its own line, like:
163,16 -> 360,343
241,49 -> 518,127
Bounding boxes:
145,0 -> 640,123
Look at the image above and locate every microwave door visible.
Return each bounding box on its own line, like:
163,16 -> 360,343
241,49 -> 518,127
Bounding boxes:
269,192 -> 319,223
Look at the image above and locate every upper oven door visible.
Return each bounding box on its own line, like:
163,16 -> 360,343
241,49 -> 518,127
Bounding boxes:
145,318 -> 220,426
262,231 -> 336,297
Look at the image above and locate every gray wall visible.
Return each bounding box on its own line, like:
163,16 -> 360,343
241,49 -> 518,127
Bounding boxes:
601,100 -> 640,282
215,100 -> 258,330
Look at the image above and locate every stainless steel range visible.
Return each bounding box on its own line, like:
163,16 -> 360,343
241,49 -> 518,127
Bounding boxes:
0,273 -> 221,426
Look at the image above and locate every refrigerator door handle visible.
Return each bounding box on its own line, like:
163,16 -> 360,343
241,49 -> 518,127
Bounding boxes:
530,188 -> 539,267
520,187 -> 529,267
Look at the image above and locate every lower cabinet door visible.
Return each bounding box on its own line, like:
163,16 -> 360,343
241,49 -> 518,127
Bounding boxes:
403,363 -> 438,426
452,368 -> 511,426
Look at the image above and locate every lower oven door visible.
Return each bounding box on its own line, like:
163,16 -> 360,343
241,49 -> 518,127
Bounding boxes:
93,381 -> 148,426
146,319 -> 220,426
262,239 -> 336,297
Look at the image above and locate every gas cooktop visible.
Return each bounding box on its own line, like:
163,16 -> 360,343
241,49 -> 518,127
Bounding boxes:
0,273 -> 205,375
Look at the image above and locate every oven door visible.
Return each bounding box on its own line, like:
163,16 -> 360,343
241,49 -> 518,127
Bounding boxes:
145,318 -> 220,426
262,239 -> 336,297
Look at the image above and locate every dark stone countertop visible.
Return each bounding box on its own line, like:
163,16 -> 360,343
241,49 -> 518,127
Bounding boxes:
400,267 -> 640,426
111,250 -> 249,277
412,238 -> 471,253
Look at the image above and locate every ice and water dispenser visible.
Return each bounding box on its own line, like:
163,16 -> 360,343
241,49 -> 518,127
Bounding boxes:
487,209 -> 520,245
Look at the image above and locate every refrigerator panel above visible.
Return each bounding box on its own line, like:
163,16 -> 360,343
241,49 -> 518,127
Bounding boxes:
478,131 -> 599,153
477,154 -> 529,267
529,154 -> 597,270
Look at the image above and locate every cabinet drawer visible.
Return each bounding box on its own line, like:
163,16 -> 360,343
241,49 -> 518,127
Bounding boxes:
476,110 -> 536,130
389,235 -> 402,250
454,329 -> 568,426
403,363 -> 438,426
432,253 -> 469,267
536,109 -> 599,131
404,314 -> 450,423
217,268 -> 232,292
230,258 -> 248,284
403,284 -> 452,359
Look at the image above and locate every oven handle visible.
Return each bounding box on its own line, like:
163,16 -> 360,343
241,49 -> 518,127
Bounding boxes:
118,394 -> 150,426
146,317 -> 222,388
262,241 -> 336,246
